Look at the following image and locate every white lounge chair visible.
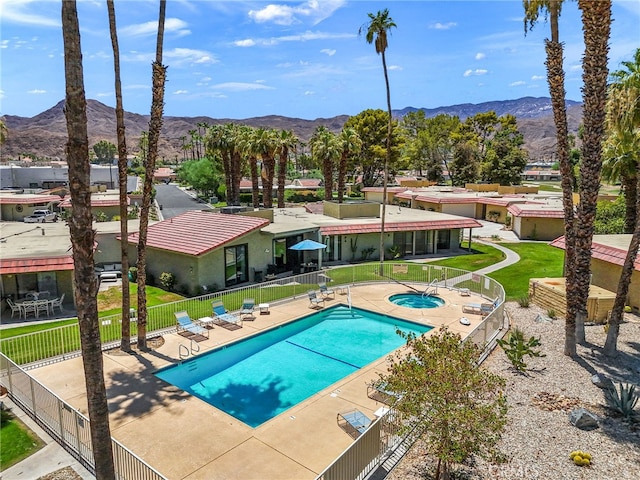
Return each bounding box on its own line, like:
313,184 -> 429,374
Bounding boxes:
318,282 -> 335,299
174,311 -> 210,339
308,290 -> 325,308
240,298 -> 255,320
212,300 -> 242,328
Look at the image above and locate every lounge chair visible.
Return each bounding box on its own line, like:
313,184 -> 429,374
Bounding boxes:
240,298 -> 255,321
463,297 -> 499,316
318,282 -> 335,299
337,409 -> 372,439
212,300 -> 242,328
308,290 -> 325,308
175,311 -> 210,339
367,381 -> 401,405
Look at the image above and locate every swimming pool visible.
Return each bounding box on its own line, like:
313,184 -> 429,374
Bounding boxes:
389,293 -> 445,309
155,304 -> 431,427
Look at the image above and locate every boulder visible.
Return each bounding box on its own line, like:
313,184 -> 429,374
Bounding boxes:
569,408 -> 599,430
591,373 -> 615,391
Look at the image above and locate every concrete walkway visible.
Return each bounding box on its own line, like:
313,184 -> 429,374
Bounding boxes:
474,240 -> 521,275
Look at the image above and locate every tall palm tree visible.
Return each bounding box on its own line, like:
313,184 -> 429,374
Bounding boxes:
276,129 -> 297,208
237,126 -> 261,208
569,0 -> 612,348
0,118 -> 7,145
360,9 -> 396,276
206,124 -> 233,203
61,1 -> 115,477
337,127 -> 362,203
254,128 -> 277,208
137,0 -> 167,351
107,0 -> 131,352
523,0 -> 578,355
602,48 -> 640,233
310,126 -> 340,201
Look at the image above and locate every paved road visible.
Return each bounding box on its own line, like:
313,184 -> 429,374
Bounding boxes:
154,183 -> 212,219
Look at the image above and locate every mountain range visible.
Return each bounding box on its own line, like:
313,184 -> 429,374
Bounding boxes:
1,96 -> 583,163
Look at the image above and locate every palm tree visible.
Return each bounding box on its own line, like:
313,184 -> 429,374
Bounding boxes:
206,124 -> 233,203
337,127 -> 362,203
276,129 -> 297,208
569,0 -> 612,348
523,0 -> 578,355
0,118 -> 7,145
602,48 -> 640,233
61,1 -> 115,477
137,0 -> 167,351
360,9 -> 396,276
310,126 -> 340,201
254,128 -> 277,208
107,0 -> 131,352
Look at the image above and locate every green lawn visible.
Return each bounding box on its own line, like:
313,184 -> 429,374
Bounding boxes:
488,242 -> 565,300
427,242 -> 505,271
0,413 -> 44,471
0,284 -> 183,340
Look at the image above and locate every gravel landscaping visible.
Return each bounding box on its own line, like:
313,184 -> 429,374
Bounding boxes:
389,302 -> 640,480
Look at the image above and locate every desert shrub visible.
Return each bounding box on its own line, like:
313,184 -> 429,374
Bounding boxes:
159,272 -> 177,291
604,383 -> 639,420
497,327 -> 545,372
517,296 -> 530,308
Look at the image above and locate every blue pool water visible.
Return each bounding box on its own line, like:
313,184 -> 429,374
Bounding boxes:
389,293 -> 445,309
155,304 -> 431,427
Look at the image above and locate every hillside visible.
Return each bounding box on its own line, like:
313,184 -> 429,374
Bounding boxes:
1,96 -> 582,162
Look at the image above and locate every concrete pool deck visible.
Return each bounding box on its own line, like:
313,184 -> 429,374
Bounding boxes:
25,284 -> 492,480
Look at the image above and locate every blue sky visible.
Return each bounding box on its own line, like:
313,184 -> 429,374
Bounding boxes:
1,0 -> 639,120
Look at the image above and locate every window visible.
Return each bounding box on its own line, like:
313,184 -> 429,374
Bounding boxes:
437,230 -> 451,250
224,244 -> 248,287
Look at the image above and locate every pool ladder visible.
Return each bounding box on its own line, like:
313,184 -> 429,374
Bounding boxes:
422,279 -> 439,297
179,339 -> 200,360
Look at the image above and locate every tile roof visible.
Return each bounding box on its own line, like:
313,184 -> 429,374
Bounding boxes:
414,194 -> 478,204
507,204 -> 564,218
0,195 -> 59,205
320,218 -> 481,236
0,256 -> 74,275
550,236 -> 640,271
125,211 -> 270,256
59,195 -> 128,208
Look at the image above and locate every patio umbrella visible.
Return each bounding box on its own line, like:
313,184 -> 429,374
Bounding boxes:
289,239 -> 327,269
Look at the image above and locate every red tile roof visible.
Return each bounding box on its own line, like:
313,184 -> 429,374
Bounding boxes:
507,204 -> 564,218
414,195 -> 478,204
550,236 -> 640,271
0,256 -> 74,275
59,196 -> 127,208
0,195 -> 59,205
361,187 -> 409,193
320,218 -> 482,236
125,211 -> 270,256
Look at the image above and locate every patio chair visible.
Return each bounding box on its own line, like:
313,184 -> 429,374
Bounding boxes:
318,282 -> 335,299
308,290 -> 325,309
7,298 -> 22,318
50,293 -> 65,314
21,301 -> 38,319
35,299 -> 50,317
174,311 -> 210,339
240,298 -> 255,321
211,300 -> 242,328
337,409 -> 372,439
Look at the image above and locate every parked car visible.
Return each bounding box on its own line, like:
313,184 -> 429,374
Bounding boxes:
24,209 -> 58,223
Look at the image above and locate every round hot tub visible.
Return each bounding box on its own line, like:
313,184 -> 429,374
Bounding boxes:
389,293 -> 445,309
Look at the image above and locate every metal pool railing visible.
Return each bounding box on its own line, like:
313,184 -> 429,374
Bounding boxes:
0,352 -> 167,480
0,262 -> 507,480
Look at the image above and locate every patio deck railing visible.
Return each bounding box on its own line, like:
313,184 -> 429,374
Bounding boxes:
0,262 -> 507,480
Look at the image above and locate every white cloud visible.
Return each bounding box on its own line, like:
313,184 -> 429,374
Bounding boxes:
1,0 -> 59,27
388,65 -> 402,71
429,22 -> 457,30
304,90 -> 315,96
463,69 -> 488,77
509,81 -> 526,87
125,48 -> 217,66
0,89 -> 5,99
1,40 -> 9,49
28,89 -> 46,94
242,31 -> 354,47
531,75 -> 545,81
475,52 -> 485,60
120,18 -> 190,37
211,82 -> 274,92
321,48 -> 336,56
96,92 -> 112,98
174,90 -> 189,95
249,0 -> 345,26
235,39 -> 256,47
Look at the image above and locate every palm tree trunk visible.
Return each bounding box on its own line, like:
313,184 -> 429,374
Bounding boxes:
277,146 -> 288,208
379,50 -> 392,276
604,173 -> 640,355
107,0 -> 131,352
61,2 -> 115,478
338,153 -> 347,203
622,173 -> 638,233
137,0 -> 167,350
263,156 -> 275,208
250,156 -> 260,207
571,0 -> 611,347
323,156 -> 333,201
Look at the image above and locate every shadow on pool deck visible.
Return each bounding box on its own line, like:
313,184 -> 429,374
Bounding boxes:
25,284 -> 489,480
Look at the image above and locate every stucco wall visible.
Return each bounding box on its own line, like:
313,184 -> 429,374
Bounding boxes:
513,217 -> 564,241
591,258 -> 640,313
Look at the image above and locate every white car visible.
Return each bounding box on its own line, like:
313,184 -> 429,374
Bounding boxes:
24,209 -> 58,223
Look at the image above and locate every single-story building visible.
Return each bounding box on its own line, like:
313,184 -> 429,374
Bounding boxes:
507,203 -> 565,241
550,234 -> 640,314
59,193 -> 129,221
0,194 -> 60,221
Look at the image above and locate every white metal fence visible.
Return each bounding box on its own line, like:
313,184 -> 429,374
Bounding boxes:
0,262 -> 507,480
